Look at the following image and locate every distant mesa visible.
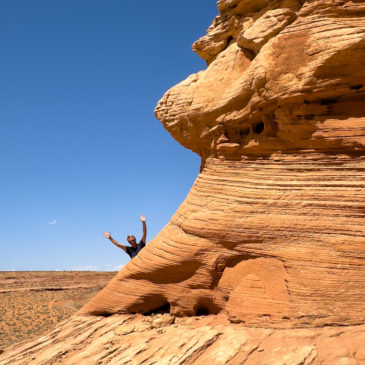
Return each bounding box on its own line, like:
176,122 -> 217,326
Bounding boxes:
79,0 -> 365,329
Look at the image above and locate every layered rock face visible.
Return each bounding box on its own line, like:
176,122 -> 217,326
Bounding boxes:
80,0 -> 365,329
2,315 -> 365,364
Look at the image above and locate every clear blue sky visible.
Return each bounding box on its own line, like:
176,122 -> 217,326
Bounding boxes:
0,1 -> 218,270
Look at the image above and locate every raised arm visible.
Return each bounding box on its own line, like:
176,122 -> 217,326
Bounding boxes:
103,232 -> 127,252
140,215 -> 147,243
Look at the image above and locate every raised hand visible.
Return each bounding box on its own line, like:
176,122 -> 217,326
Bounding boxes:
140,215 -> 146,222
103,232 -> 111,239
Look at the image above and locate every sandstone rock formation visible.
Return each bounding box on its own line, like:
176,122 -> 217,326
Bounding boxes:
79,0 -> 365,330
1,314 -> 365,364
1,1 -> 365,363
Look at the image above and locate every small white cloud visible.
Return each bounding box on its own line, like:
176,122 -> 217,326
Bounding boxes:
105,264 -> 123,271
48,219 -> 57,225
71,264 -> 123,272
71,265 -> 101,271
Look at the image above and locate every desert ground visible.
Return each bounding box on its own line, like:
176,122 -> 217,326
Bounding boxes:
0,271 -> 115,348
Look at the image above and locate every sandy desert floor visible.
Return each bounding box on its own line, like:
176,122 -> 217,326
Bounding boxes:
0,271 -> 115,348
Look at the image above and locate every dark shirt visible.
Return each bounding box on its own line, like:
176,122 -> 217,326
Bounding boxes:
125,239 -> 145,259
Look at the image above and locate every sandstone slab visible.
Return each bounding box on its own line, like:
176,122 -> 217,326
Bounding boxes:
237,8 -> 297,54
1,315 -> 365,364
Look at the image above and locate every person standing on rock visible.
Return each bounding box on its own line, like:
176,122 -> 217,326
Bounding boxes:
103,215 -> 147,259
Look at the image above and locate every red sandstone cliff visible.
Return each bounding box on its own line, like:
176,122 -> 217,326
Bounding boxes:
79,0 -> 365,329
1,0 -> 364,363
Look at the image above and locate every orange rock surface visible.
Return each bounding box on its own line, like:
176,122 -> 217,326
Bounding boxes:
79,0 -> 365,330
1,315 -> 365,364
1,0 -> 365,363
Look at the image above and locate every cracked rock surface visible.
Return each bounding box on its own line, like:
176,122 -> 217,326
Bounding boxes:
1,315 -> 365,364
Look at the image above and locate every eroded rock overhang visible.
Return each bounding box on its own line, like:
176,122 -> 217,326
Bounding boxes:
79,0 -> 365,328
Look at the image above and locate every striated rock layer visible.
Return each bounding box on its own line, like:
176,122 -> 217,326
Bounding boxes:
1,315 -> 365,364
2,1 -> 364,363
80,155 -> 365,328
79,0 -> 365,329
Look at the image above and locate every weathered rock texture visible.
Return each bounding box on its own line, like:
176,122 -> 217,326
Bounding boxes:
1,315 -> 365,364
1,1 -> 365,363
79,0 -> 365,330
